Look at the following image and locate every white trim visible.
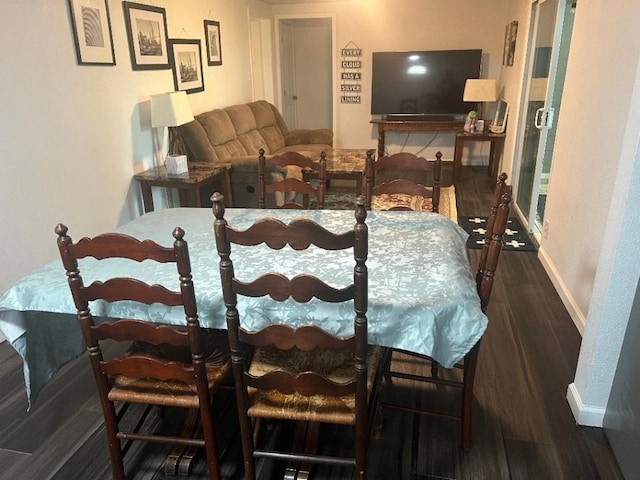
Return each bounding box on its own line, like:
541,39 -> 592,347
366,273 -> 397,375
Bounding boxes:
538,245 -> 586,335
566,382 -> 605,426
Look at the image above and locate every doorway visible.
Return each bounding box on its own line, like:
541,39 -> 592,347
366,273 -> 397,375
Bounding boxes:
276,16 -> 334,130
513,0 -> 576,238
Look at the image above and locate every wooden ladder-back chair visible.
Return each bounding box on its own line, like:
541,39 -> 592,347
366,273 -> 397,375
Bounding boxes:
258,148 -> 327,209
55,224 -> 231,480
364,150 -> 442,212
380,174 -> 512,450
212,192 -> 383,480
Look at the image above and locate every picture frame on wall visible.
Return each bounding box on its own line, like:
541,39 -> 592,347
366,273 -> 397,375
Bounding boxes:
123,1 -> 170,70
169,39 -> 205,94
204,20 -> 223,66
503,20 -> 518,66
67,0 -> 115,65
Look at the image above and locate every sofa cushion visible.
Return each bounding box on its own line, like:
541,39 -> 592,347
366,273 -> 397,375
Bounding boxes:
198,109 -> 236,145
285,129 -> 333,146
180,119 -> 220,163
197,109 -> 250,161
247,101 -> 286,152
225,104 -> 257,135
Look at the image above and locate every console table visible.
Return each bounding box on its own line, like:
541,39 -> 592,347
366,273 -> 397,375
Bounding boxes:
371,118 -> 465,159
453,132 -> 506,183
134,162 -> 233,212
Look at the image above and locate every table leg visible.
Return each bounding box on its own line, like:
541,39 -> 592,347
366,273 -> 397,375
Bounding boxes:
139,181 -> 155,213
190,186 -> 204,208
377,125 -> 386,160
356,173 -> 363,198
222,169 -> 234,207
283,421 -> 320,480
488,138 -> 504,183
453,136 -> 464,183
165,409 -> 200,475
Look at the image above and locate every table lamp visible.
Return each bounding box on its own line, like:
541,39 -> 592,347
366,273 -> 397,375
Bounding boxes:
463,79 -> 497,128
150,91 -> 194,174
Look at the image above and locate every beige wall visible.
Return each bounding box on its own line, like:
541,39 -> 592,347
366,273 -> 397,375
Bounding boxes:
0,0 -> 254,296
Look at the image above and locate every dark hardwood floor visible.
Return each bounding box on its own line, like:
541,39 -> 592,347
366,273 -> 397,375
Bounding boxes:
0,166 -> 624,479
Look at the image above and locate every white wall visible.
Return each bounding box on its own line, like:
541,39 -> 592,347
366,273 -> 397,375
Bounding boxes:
0,0 -> 254,296
555,1 -> 640,425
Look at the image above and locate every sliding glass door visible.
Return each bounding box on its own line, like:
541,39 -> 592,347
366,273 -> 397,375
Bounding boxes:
514,0 -> 575,237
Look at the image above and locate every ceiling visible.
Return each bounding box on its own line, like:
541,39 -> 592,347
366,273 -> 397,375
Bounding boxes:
260,0 -> 353,3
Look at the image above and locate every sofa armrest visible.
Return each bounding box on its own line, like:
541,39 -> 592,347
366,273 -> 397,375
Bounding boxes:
285,128 -> 333,146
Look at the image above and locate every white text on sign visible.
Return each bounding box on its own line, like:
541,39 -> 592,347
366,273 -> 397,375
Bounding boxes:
341,72 -> 362,80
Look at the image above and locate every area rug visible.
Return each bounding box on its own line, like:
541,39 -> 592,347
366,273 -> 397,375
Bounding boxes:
320,186 -> 458,222
459,215 -> 538,251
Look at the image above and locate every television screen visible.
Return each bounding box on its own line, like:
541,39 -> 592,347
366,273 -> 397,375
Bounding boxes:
371,49 -> 482,119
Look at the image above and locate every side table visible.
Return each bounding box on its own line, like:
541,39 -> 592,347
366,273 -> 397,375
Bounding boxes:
134,162 -> 233,213
453,132 -> 506,184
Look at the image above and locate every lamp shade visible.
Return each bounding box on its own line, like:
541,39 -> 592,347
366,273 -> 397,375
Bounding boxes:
463,79 -> 498,102
150,91 -> 194,128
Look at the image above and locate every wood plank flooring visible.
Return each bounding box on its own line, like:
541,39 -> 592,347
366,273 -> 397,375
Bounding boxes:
0,166 -> 624,479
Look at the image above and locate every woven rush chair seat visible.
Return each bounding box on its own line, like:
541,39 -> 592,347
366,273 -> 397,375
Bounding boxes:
247,344 -> 384,424
109,335 -> 230,408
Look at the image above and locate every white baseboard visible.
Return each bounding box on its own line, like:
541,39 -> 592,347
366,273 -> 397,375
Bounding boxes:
538,246 -> 586,335
566,382 -> 605,426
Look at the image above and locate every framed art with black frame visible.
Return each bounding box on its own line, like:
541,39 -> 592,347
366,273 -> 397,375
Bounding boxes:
169,39 -> 205,94
204,20 -> 222,66
67,0 -> 115,65
123,1 -> 170,70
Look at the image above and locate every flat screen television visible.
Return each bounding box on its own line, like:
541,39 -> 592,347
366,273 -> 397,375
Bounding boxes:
371,49 -> 482,120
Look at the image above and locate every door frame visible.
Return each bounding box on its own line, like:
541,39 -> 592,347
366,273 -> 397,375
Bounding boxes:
274,13 -> 336,133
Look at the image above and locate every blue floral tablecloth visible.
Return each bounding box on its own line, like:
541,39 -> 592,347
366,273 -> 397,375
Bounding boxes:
0,207 -> 487,409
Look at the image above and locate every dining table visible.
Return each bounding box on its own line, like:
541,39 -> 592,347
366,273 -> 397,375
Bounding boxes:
0,207 -> 487,410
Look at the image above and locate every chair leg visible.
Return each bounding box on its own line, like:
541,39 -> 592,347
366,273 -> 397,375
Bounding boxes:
234,390 -> 256,480
199,403 -> 222,480
101,400 -> 126,480
461,342 -> 480,450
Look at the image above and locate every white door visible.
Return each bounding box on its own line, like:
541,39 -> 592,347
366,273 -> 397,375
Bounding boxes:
277,17 -> 333,131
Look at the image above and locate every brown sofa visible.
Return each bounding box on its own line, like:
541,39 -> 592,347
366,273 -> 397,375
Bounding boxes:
179,100 -> 333,207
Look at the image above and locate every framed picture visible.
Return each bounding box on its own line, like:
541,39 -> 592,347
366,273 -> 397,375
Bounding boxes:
503,20 -> 519,66
204,20 -> 223,66
169,39 -> 205,94
123,1 -> 170,70
67,0 -> 115,65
